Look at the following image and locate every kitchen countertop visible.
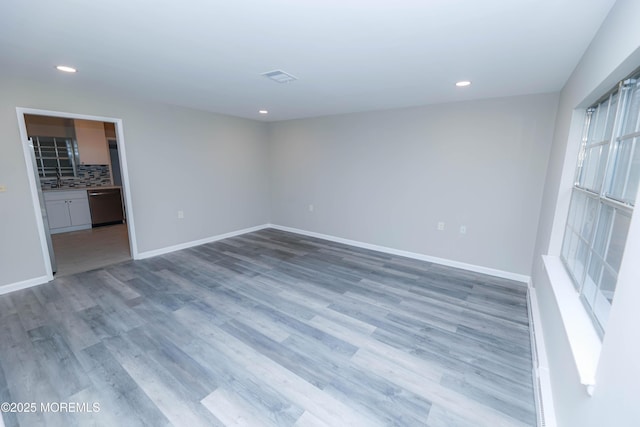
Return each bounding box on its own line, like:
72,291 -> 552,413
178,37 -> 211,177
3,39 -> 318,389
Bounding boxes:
43,186 -> 121,192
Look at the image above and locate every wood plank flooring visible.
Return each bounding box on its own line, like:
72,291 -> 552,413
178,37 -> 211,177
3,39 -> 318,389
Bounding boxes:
0,229 -> 536,426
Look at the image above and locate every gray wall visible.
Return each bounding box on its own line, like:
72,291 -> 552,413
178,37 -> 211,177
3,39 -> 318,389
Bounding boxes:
0,74 -> 270,288
531,0 -> 640,425
0,76 -> 559,287
269,93 -> 558,276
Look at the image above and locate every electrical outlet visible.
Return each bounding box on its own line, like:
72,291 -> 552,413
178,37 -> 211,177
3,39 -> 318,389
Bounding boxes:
308,204 -> 314,212
0,185 -> 6,193
437,222 -> 445,231
178,210 -> 184,219
460,225 -> 467,234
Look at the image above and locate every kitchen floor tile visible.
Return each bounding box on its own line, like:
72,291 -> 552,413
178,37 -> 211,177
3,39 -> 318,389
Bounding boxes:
52,223 -> 131,277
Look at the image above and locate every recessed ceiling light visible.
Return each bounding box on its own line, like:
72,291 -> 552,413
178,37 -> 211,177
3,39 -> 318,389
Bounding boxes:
456,80 -> 471,87
259,110 -> 268,114
56,65 -> 77,73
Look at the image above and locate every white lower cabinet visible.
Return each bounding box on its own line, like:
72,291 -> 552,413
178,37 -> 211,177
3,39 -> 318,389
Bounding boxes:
44,190 -> 92,234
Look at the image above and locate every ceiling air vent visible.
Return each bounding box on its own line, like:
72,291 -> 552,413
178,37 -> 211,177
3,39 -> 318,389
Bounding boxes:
262,70 -> 298,83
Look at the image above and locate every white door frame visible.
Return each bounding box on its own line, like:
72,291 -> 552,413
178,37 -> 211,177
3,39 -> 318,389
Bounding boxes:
16,107 -> 140,281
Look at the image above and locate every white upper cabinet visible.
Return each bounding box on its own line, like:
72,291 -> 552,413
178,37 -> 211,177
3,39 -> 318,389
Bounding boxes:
74,119 -> 110,165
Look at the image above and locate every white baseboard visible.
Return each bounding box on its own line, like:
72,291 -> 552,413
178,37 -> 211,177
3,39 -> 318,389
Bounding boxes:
0,275 -> 51,296
1,223 -> 528,299
50,224 -> 92,235
135,224 -> 271,260
268,224 -> 530,283
527,283 -> 557,427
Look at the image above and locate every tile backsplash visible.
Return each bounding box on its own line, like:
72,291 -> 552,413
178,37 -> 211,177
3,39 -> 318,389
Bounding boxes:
40,164 -> 112,190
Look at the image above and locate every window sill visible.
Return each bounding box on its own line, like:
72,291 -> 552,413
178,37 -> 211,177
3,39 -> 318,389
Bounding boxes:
542,255 -> 601,395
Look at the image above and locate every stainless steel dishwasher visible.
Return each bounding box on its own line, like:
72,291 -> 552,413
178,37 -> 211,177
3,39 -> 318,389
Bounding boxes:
87,188 -> 124,226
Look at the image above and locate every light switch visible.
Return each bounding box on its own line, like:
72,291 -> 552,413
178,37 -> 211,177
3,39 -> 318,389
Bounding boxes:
0,185 -> 6,192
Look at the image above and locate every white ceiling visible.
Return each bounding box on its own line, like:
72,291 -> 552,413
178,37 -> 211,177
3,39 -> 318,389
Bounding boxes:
1,0 -> 616,122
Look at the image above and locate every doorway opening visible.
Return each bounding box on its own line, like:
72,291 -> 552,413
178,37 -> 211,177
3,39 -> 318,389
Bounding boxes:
17,108 -> 138,279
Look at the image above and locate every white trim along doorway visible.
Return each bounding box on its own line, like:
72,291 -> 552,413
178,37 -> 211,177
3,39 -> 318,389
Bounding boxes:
16,107 -> 139,282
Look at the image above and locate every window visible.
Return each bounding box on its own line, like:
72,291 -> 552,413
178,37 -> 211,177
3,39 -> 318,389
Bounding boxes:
32,136 -> 79,178
561,73 -> 640,335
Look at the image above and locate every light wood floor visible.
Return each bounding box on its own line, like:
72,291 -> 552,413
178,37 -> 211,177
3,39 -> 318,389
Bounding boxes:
0,229 -> 535,426
51,223 -> 131,277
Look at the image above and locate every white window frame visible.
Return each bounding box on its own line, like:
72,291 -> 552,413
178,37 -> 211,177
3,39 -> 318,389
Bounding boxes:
31,135 -> 80,178
561,72 -> 640,337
